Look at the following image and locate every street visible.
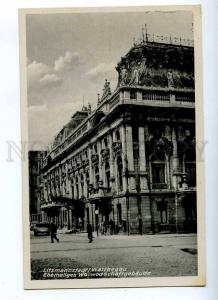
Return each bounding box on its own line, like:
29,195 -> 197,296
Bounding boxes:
31,232 -> 198,280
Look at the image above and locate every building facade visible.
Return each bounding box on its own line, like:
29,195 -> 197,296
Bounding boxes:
38,35 -> 197,234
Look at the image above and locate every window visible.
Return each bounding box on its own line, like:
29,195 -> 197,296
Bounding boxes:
86,172 -> 90,196
152,162 -> 166,189
76,177 -> 79,199
105,161 -> 110,188
186,162 -> 196,187
116,130 -> 120,141
117,157 -> 123,191
71,183 -> 74,199
152,164 -> 165,184
80,174 -> 84,196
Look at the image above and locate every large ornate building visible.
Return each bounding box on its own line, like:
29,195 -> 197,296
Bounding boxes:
38,34 -> 196,234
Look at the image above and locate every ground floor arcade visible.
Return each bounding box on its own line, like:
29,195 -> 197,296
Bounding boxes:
37,190 -> 197,235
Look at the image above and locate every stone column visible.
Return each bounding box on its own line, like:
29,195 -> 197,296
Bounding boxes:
68,209 -> 72,229
68,176 -> 73,198
83,172 -> 87,198
98,140 -> 103,184
108,133 -> 115,189
73,175 -> 78,200
112,130 -> 119,191
66,161 -> 71,196
123,90 -> 130,101
138,127 -> 148,191
59,165 -> 63,195
121,125 -> 128,192
88,145 -> 93,185
46,173 -> 50,200
166,156 -> 171,189
126,126 -> 134,171
78,174 -> 82,199
102,160 -> 106,187
43,180 -> 47,202
172,127 -> 179,190
137,91 -> 142,101
122,125 -> 135,190
55,168 -> 59,196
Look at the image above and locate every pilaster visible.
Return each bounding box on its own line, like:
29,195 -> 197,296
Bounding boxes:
172,127 -> 179,190
138,127 -> 148,191
98,140 -> 103,183
108,133 -> 115,189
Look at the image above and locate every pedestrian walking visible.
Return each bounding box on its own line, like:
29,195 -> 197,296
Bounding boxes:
50,221 -> 59,243
109,219 -> 114,235
103,221 -> 108,235
99,221 -> 104,234
78,217 -> 83,232
96,223 -> 99,237
87,223 -> 93,243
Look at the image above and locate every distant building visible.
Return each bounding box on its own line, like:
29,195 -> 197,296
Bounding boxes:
29,151 -> 47,223
37,34 -> 196,234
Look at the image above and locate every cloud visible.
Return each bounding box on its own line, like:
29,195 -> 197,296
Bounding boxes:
39,73 -> 62,87
27,51 -> 80,91
27,61 -> 51,89
84,62 -> 116,81
54,51 -> 80,73
29,103 -> 47,112
84,62 -> 118,94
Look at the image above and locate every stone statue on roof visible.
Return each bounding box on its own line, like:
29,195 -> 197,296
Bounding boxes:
87,102 -> 91,114
101,79 -> 111,100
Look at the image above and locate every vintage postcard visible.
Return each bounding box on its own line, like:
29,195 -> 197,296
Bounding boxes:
19,5 -> 205,289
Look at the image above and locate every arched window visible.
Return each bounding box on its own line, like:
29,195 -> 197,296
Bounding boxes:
117,156 -> 123,191
105,161 -> 110,188
76,176 -> 79,199
95,166 -> 99,188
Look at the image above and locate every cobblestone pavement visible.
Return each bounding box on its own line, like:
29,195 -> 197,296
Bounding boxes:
30,232 -> 198,280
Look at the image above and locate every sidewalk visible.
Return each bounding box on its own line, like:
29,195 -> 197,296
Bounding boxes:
57,229 -> 197,239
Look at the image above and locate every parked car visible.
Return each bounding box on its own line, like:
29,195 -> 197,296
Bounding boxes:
33,223 -> 50,236
30,222 -> 37,231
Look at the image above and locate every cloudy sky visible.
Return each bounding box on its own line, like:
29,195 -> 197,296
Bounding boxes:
26,10 -> 193,150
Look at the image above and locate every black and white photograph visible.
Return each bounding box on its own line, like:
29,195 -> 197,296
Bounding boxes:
19,5 -> 205,289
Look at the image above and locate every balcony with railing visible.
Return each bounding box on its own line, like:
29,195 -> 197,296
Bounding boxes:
88,182 -> 112,203
108,86 -> 195,111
